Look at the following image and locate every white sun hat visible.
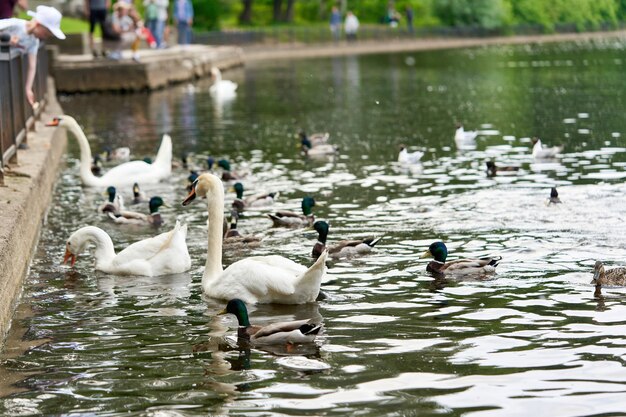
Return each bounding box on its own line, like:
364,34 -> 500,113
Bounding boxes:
27,5 -> 66,40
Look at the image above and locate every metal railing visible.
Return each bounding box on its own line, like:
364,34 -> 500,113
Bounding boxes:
193,21 -> 626,46
0,33 -> 49,185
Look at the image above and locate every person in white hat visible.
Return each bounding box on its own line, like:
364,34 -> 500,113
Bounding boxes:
0,5 -> 65,105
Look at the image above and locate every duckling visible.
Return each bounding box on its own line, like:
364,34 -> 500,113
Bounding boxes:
98,186 -> 124,214
485,161 -> 520,177
592,261 -> 626,296
298,130 -> 330,147
218,299 -> 323,345
532,137 -> 563,159
546,187 -> 561,205
131,182 -> 147,204
398,145 -> 424,164
312,221 -> 383,259
420,242 -> 501,275
454,124 -> 478,149
223,210 -> 262,248
107,196 -> 165,226
300,136 -> 338,157
268,196 -> 317,228
232,182 -> 278,213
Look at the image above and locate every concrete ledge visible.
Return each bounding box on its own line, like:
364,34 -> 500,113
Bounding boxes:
53,45 -> 243,93
0,79 -> 66,347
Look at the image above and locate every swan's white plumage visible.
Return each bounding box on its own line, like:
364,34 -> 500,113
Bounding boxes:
398,147 -> 423,164
209,67 -> 237,99
66,221 -> 191,276
52,115 -> 172,187
532,138 -> 563,159
454,126 -> 478,149
186,173 -> 327,304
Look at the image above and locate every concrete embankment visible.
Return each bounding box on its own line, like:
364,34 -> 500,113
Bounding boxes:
54,45 -> 243,93
0,80 -> 67,346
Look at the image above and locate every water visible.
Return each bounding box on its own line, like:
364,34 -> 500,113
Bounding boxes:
3,39 -> 626,415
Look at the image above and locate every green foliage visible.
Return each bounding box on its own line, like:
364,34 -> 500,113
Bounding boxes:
434,0 -> 512,29
191,0 -> 229,30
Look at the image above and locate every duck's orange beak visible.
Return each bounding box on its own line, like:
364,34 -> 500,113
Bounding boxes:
182,187 -> 196,206
63,247 -> 77,267
46,117 -> 60,127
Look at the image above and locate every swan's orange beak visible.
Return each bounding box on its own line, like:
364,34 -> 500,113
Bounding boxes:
63,247 -> 77,267
182,187 -> 196,206
46,117 -> 61,127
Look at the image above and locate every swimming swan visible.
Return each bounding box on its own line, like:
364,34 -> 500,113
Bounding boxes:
47,115 -> 172,187
182,173 -> 328,304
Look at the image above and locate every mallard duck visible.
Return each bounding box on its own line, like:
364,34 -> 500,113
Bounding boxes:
46,116 -> 172,187
107,196 -> 165,226
532,137 -> 563,159
398,145 -> 423,164
98,186 -> 124,214
268,196 -> 317,228
312,221 -> 382,259
232,182 -> 278,212
546,187 -> 561,205
420,242 -> 501,275
91,154 -> 103,176
300,136 -> 338,157
103,145 -> 131,161
63,220 -> 191,276
223,210 -> 262,248
209,67 -> 237,99
298,130 -> 330,147
219,299 -> 322,345
131,182 -> 147,204
217,159 -> 245,181
182,173 -> 328,304
592,261 -> 626,295
486,161 -> 520,177
454,124 -> 478,149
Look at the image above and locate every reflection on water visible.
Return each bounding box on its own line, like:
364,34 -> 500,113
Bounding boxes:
3,40 -> 626,415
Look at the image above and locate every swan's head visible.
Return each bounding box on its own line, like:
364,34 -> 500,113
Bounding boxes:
63,229 -> 91,267
233,182 -> 244,199
592,261 -> 606,286
398,144 -> 408,152
182,173 -> 222,206
218,299 -> 250,327
420,241 -> 448,263
46,115 -> 77,128
210,67 -> 222,80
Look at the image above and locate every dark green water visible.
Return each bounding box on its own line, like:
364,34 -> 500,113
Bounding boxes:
2,40 -> 626,416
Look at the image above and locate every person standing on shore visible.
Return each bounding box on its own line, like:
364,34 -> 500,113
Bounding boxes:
155,0 -> 168,47
173,0 -> 193,46
405,6 -> 414,34
344,11 -> 359,42
329,6 -> 341,43
84,0 -> 110,57
0,5 -> 65,105
0,0 -> 28,19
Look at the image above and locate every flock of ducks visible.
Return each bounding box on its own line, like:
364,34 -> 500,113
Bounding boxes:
48,114 -> 625,346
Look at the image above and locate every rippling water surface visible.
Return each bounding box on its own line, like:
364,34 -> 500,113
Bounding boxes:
2,40 -> 626,416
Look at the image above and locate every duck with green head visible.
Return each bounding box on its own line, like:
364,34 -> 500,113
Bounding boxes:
224,209 -> 262,248
312,220 -> 383,260
268,196 -> 317,228
232,182 -> 279,213
98,186 -> 124,214
107,196 -> 166,226
218,159 -> 244,181
421,242 -> 501,275
131,183 -> 147,204
219,299 -> 323,344
592,261 -> 626,297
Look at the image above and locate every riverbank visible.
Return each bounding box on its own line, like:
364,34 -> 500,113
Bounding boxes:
0,79 -> 66,348
242,28 -> 626,61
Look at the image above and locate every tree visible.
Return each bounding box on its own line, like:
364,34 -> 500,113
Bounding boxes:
283,0 -> 296,22
239,0 -> 253,24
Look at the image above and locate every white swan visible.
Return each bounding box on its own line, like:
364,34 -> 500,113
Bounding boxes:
182,173 -> 328,305
454,125 -> 478,149
64,220 -> 191,276
532,137 -> 563,159
47,115 -> 172,187
398,145 -> 424,164
209,67 -> 237,99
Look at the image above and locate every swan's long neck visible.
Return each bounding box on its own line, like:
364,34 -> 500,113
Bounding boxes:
203,180 -> 225,287
77,226 -> 116,270
214,69 -> 222,82
66,118 -> 98,186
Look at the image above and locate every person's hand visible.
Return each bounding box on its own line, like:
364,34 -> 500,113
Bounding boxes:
26,88 -> 35,106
